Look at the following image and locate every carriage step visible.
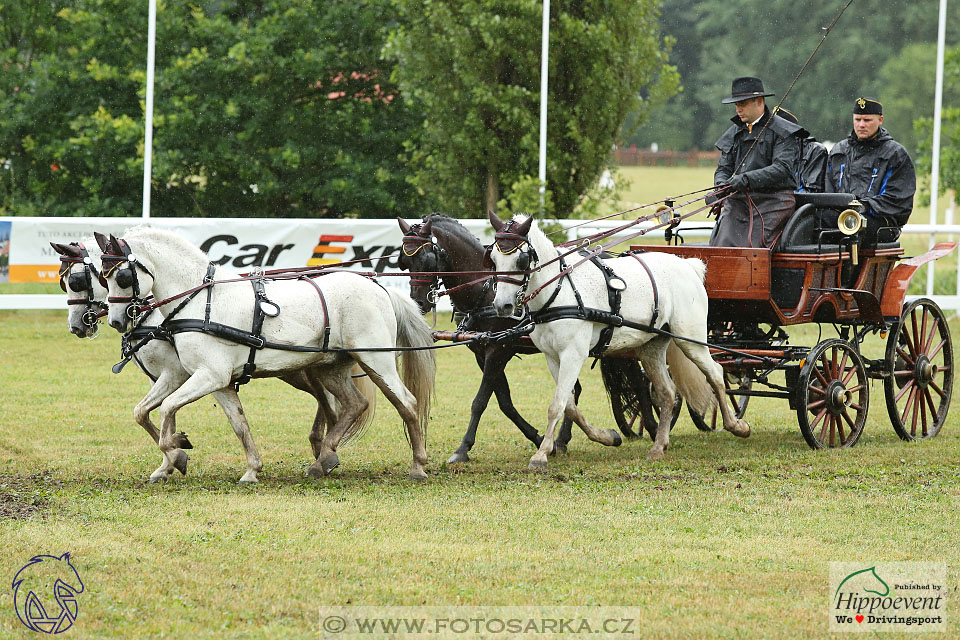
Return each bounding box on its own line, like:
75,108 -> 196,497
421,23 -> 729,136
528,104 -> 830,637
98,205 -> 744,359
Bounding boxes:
864,358 -> 891,378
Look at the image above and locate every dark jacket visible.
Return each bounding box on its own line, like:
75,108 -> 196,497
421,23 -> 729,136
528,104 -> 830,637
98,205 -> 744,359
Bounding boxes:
825,128 -> 916,225
714,108 -> 805,193
799,138 -> 827,193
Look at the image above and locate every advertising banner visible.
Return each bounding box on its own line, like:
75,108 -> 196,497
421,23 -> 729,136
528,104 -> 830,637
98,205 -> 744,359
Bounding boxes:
0,217 -> 497,289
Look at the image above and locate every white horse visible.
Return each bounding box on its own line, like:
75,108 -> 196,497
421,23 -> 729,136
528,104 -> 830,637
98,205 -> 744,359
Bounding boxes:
97,227 -> 435,481
485,212 -> 750,467
51,239 -> 377,483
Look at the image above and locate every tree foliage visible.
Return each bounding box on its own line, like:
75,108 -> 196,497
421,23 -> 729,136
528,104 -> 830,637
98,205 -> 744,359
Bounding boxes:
916,47 -> 960,198
0,0 -> 423,217
387,0 -> 678,218
627,0 -> 960,154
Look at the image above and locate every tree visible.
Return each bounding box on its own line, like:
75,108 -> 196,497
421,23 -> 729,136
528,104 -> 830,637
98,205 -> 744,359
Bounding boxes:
916,47 -> 960,203
0,1 -> 425,218
387,0 -> 678,218
626,0 -> 960,151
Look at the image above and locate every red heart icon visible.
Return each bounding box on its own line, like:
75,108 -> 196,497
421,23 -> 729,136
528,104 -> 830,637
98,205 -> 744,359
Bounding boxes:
856,615 -> 864,623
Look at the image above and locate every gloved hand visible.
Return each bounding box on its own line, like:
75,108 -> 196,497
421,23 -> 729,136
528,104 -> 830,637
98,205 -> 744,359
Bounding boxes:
723,174 -> 750,193
705,192 -> 719,205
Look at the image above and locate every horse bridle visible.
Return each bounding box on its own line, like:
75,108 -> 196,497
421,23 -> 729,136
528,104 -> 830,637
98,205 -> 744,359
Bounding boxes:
399,224 -> 449,307
57,243 -> 107,328
100,238 -> 156,322
483,221 -> 539,306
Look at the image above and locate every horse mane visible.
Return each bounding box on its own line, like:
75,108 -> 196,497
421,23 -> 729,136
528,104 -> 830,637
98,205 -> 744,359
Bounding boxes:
424,213 -> 484,252
122,225 -> 210,264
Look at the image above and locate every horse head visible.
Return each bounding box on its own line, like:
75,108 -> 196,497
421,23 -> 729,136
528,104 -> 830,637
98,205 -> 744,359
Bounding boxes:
96,232 -> 156,333
50,240 -> 107,338
487,211 -> 536,318
397,216 -> 444,313
12,553 -> 85,633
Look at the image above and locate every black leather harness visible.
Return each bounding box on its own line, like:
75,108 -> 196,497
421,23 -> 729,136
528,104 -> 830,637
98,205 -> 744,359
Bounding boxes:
530,252 -> 661,358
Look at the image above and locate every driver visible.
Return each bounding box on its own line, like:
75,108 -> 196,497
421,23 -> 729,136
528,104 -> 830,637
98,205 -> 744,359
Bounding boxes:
709,77 -> 806,248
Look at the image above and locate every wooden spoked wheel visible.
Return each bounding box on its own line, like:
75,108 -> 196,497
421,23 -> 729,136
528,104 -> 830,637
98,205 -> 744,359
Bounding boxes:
884,298 -> 954,441
607,364 -> 681,441
688,370 -> 752,431
796,339 -> 869,449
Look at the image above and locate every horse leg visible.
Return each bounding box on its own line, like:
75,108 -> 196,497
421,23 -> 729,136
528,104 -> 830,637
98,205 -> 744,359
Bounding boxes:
151,369 -> 230,483
638,339 -> 677,460
531,349 -> 620,470
280,369 -> 333,459
353,353 -> 428,481
555,381 -> 583,454
306,367 -> 368,479
676,340 -> 750,438
447,349 -> 503,464
209,387 -> 263,484
133,370 -> 190,479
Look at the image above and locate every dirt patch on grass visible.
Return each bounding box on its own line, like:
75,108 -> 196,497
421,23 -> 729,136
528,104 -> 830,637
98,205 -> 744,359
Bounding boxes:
0,473 -> 60,521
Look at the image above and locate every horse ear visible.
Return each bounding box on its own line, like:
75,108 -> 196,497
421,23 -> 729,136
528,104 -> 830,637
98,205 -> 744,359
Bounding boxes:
514,216 -> 534,237
421,218 -> 433,237
50,242 -> 68,256
93,232 -> 110,252
488,209 -> 504,232
397,217 -> 412,234
108,234 -> 122,254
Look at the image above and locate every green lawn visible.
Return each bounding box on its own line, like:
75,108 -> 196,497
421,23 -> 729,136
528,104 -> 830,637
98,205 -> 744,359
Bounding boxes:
1,310 -> 959,638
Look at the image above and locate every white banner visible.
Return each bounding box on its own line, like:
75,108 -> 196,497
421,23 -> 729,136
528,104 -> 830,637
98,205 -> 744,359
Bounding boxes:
0,216 -> 498,286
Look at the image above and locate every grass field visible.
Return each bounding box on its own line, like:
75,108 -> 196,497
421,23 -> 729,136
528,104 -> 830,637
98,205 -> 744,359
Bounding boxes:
1,308 -> 959,638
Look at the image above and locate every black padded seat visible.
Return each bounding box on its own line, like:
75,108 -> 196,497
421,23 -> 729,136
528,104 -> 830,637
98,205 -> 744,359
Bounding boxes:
793,192 -> 856,208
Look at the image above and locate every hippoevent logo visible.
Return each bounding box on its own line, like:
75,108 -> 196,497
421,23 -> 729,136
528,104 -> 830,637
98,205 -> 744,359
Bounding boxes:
829,562 -> 945,632
11,553 -> 85,634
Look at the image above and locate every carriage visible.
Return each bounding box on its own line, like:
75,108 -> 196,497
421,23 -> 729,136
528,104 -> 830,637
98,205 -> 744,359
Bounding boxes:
627,191 -> 956,449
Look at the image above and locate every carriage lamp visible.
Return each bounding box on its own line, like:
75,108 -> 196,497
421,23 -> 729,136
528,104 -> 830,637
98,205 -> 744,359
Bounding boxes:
837,208 -> 864,236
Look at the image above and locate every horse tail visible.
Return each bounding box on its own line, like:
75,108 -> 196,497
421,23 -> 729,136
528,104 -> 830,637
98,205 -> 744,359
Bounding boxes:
666,340 -> 717,416
387,288 -> 436,435
684,257 -> 707,283
599,358 -> 646,427
337,363 -> 378,446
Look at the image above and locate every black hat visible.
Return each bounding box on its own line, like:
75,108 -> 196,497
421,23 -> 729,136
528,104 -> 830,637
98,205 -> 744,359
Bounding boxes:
853,97 -> 882,115
773,106 -> 798,125
721,77 -> 775,104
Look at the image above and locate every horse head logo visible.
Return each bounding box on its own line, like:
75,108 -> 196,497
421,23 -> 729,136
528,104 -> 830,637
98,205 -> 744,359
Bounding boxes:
11,553 -> 85,634
834,566 -> 890,601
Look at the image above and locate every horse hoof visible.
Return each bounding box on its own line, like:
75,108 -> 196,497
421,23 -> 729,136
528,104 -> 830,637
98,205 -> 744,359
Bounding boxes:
646,448 -> 665,461
237,471 -> 258,484
727,419 -> 751,438
320,453 -> 340,475
148,471 -> 168,484
621,430 -> 641,441
172,450 -> 189,475
528,456 -> 548,471
446,452 -> 470,464
607,430 -> 623,447
306,463 -> 324,480
174,432 -> 194,450
553,444 -> 567,456
409,469 -> 428,482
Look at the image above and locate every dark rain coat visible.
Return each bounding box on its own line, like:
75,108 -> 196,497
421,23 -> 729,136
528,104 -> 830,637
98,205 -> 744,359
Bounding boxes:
714,108 -> 805,193
825,128 -> 916,226
798,138 -> 827,193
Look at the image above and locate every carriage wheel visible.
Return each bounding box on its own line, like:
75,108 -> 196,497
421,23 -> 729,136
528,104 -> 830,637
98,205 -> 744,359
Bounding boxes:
607,364 -> 681,441
639,378 -> 683,442
884,298 -> 953,441
796,339 -> 869,449
688,370 -> 752,431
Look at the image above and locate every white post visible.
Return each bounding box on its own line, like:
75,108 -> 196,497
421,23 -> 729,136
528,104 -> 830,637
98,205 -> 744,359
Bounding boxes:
142,0 -> 157,219
926,0 -> 947,295
537,0 -> 550,215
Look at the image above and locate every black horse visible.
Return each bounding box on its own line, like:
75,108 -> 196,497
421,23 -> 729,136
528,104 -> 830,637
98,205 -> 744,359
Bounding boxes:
397,214 -> 651,463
